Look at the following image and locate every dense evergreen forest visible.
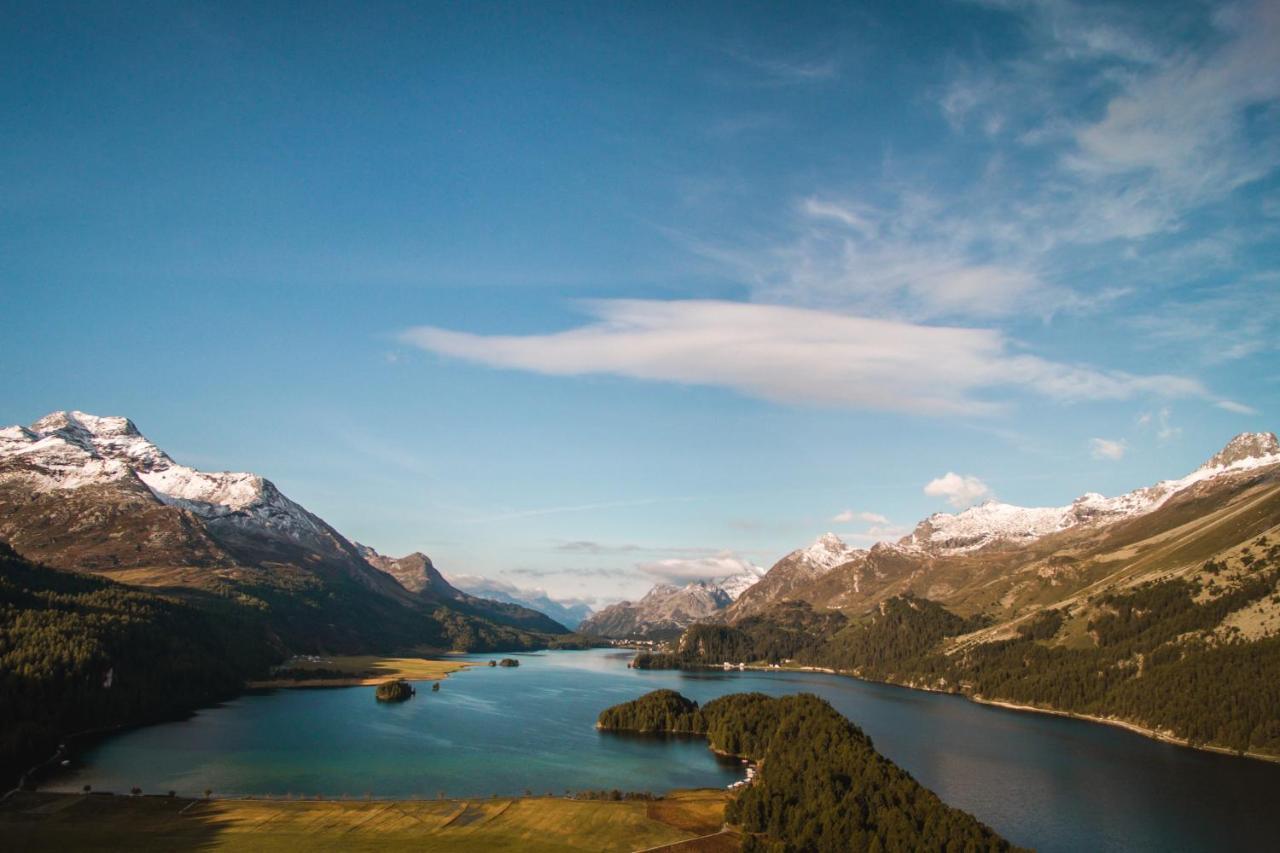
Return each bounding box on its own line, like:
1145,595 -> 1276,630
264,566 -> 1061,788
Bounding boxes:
649,537 -> 1280,757
598,689 -> 1019,852
0,542 -> 276,785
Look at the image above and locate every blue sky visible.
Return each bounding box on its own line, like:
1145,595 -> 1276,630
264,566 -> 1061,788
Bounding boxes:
3,0 -> 1278,605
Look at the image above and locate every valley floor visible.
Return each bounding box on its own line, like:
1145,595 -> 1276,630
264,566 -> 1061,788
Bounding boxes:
244,655 -> 475,688
0,789 -> 734,852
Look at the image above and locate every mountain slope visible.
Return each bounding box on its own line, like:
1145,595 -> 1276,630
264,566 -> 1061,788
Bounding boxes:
729,433 -> 1280,624
580,566 -> 764,639
0,411 -> 552,653
661,432 -> 1280,758
358,546 -> 570,634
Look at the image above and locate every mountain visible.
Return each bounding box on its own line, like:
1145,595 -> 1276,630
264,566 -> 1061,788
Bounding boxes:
448,576 -> 594,630
356,546 -> 570,634
660,432 -> 1280,758
580,565 -> 764,639
0,410 -> 553,653
725,532 -> 860,620
729,432 -> 1280,622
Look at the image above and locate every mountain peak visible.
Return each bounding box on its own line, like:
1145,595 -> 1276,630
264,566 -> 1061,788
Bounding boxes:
814,532 -> 847,550
1201,432 -> 1280,471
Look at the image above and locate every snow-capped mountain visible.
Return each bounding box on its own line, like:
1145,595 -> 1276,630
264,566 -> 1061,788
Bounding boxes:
729,432 -> 1280,622
909,432 -> 1280,555
579,566 -> 765,638
723,532 -> 862,619
0,410 -> 566,651
716,563 -> 769,599
0,411 -> 360,571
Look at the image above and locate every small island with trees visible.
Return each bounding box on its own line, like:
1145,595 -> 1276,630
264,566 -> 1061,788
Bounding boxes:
597,689 -> 1021,852
374,679 -> 415,702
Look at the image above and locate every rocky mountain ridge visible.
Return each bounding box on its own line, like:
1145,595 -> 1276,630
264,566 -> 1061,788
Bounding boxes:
580,565 -> 764,638
0,411 -> 564,651
728,432 -> 1280,622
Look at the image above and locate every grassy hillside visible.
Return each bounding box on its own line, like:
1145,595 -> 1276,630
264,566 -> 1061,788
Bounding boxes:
659,528 -> 1280,757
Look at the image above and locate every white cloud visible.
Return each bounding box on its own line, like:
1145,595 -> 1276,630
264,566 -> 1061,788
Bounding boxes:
637,551 -> 763,584
1139,406 -> 1182,442
924,472 -> 993,508
833,509 -> 889,524
1216,400 -> 1258,415
1067,2 -> 1280,214
402,299 -> 1210,416
1090,437 -> 1127,460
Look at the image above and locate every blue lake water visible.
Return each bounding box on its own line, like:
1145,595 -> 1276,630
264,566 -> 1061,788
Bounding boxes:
51,649 -> 1280,852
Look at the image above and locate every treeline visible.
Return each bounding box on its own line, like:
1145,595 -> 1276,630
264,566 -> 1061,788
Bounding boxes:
676,601 -> 847,664
658,539 -> 1280,757
950,558 -> 1280,755
0,542 -> 276,785
598,690 -> 1019,852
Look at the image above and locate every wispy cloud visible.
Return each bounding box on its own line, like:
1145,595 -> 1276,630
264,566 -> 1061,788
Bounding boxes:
833,509 -> 889,524
555,540 -> 646,555
402,299 -> 1211,416
691,0 -> 1280,343
1216,400 -> 1259,415
1090,437 -> 1128,460
637,551 -> 763,584
924,472 -> 993,508
1138,406 -> 1182,442
721,47 -> 841,84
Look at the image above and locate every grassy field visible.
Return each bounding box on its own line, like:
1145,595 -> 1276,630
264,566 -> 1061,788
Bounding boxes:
0,790 -> 731,852
246,655 -> 475,688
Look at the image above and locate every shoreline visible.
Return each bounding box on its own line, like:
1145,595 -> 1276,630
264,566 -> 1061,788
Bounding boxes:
245,656 -> 476,690
967,696 -> 1280,764
692,660 -> 1280,765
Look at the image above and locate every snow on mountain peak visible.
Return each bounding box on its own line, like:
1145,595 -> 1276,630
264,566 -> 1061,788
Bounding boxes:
797,532 -> 858,572
913,432 -> 1280,555
1201,432 -> 1280,471
1,410 -> 326,540
715,564 -> 767,600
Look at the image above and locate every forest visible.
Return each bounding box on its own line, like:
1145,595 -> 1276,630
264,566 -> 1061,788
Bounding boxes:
655,537 -> 1280,757
598,689 -> 1019,852
0,542 -> 276,786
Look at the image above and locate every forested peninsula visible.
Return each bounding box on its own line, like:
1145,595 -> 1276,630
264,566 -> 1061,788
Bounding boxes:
598,689 -> 1020,852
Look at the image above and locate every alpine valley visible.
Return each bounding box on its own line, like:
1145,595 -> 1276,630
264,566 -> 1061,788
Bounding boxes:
0,411 -> 586,780
635,432 -> 1280,760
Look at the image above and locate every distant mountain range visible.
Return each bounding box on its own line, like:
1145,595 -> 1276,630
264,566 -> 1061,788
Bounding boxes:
355,546 -> 570,634
728,431 -> 1280,622
0,411 -> 570,653
579,565 -> 765,639
648,432 -> 1280,759
447,576 -> 594,630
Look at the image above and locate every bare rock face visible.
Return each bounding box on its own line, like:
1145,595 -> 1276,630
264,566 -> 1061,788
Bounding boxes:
1202,432 -> 1280,470
579,570 -> 764,639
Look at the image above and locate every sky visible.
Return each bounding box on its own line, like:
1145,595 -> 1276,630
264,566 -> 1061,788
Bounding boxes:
2,0 -> 1278,607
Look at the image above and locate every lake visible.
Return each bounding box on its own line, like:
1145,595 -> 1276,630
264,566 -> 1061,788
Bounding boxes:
50,648 -> 1280,852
